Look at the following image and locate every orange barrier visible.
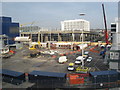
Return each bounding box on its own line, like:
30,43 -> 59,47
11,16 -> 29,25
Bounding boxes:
89,49 -> 99,53
52,55 -> 57,58
59,54 -> 64,56
70,52 -> 73,54
25,73 -> 28,76
65,53 -> 69,55
73,51 -> 76,53
89,45 -> 100,53
77,49 -> 81,52
69,75 -> 84,85
9,50 -> 15,53
67,73 -> 89,78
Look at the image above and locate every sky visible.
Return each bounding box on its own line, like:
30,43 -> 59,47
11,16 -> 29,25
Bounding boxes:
2,2 -> 118,29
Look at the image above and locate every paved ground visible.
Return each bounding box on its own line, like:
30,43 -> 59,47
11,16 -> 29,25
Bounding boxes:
2,45 -> 109,88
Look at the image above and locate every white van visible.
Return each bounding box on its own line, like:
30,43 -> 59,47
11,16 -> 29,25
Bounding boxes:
58,56 -> 67,64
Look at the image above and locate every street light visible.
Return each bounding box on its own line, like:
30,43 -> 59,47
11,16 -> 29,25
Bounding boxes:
79,13 -> 85,68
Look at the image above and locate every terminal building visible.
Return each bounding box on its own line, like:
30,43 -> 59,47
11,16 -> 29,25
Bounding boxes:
0,16 -> 19,44
61,19 -> 90,31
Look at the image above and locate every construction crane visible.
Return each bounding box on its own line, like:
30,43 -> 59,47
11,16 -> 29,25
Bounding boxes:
89,4 -> 110,54
102,3 -> 109,45
20,21 -> 36,27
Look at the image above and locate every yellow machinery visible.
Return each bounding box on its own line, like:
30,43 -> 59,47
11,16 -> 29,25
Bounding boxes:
29,41 -> 41,57
29,41 -> 41,50
75,66 -> 89,73
29,44 -> 38,50
20,21 -> 36,27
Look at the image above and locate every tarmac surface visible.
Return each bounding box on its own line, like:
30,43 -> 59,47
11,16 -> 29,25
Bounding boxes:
2,45 -> 109,88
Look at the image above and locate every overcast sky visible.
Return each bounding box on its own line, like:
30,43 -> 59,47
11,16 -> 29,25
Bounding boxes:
2,2 -> 118,29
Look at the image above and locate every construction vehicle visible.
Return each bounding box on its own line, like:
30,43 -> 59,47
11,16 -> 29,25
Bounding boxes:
29,41 -> 41,57
29,41 -> 40,50
14,36 -> 41,58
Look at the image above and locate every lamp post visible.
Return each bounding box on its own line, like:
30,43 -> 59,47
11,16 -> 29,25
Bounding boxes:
79,13 -> 85,68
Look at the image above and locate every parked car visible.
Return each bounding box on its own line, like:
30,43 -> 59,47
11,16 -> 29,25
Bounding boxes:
84,51 -> 89,55
75,56 -> 83,64
86,57 -> 93,62
75,59 -> 82,65
83,55 -> 88,60
67,63 -> 75,71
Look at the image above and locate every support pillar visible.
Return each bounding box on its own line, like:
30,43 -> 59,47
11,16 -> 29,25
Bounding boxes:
30,34 -> 32,41
58,33 -> 62,41
72,33 -> 75,41
41,34 -> 43,42
38,32 -> 40,42
45,35 -> 48,42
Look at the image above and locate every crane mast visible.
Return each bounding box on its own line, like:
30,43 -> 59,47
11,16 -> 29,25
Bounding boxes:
102,4 -> 109,45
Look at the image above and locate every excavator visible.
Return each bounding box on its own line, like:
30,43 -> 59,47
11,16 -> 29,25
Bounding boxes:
14,36 -> 41,57
29,41 -> 41,57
